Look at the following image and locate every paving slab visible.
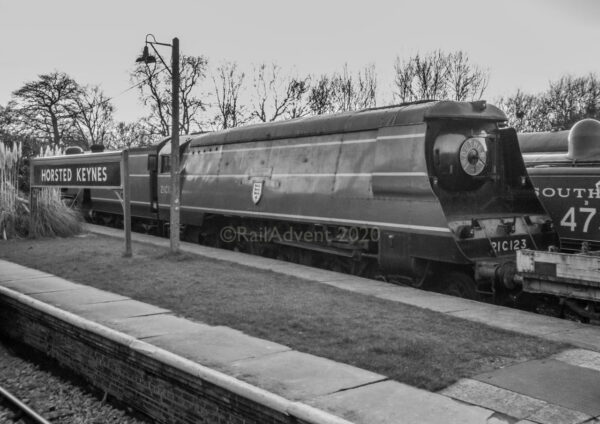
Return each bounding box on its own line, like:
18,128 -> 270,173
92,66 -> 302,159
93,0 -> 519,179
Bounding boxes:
65,299 -> 170,322
369,288 -> 483,314
227,350 -> 386,401
0,268 -> 54,282
527,404 -> 591,424
552,349 -> 600,372
308,380 -> 494,424
144,326 -> 291,370
106,314 -> 215,339
545,327 -> 600,351
0,276 -> 84,294
448,305 -> 581,337
474,359 -> 600,416
0,260 -> 42,272
30,286 -> 129,306
439,378 -> 547,420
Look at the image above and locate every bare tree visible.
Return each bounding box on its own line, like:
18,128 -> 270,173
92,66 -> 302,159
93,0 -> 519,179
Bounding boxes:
446,51 -> 488,101
250,63 -> 311,123
394,51 -> 449,102
393,50 -> 488,102
499,74 -> 600,132
309,64 -> 377,115
497,89 -> 549,132
12,72 -> 81,146
308,74 -> 335,115
543,74 -> 600,130
393,58 -> 416,104
105,120 -> 157,150
72,85 -> 114,148
416,51 -> 448,100
212,62 -> 247,129
0,102 -> 41,157
332,64 -> 377,111
285,77 -> 311,119
132,54 -> 209,136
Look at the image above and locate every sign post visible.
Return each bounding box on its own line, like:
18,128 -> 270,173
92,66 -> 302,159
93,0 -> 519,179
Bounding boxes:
30,150 -> 132,256
121,150 -> 131,257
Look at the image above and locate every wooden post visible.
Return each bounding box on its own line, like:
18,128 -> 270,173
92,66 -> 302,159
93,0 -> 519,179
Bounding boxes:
28,163 -> 35,237
122,150 -> 132,257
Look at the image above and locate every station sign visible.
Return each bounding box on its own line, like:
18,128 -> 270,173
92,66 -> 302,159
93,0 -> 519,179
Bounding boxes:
29,150 -> 132,257
31,151 -> 123,189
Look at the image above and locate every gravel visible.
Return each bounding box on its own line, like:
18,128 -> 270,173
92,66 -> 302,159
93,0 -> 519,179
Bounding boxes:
0,338 -> 152,424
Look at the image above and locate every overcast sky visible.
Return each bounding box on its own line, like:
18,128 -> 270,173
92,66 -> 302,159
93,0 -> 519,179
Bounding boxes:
1,0 -> 599,123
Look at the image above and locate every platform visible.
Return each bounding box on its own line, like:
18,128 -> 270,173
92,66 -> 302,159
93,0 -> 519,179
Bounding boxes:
0,260 -> 496,423
1,225 -> 600,423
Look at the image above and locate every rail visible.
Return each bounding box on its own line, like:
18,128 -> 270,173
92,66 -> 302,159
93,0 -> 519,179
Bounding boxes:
0,384 -> 52,424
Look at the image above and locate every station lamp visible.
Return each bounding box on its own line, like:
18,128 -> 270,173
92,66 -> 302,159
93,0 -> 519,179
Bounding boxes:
136,34 -> 180,254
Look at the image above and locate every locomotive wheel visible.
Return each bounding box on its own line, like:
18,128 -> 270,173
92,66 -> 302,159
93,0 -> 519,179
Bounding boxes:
442,272 -> 479,300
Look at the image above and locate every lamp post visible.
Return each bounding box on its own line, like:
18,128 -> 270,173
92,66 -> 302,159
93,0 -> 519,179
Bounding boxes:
136,35 -> 180,254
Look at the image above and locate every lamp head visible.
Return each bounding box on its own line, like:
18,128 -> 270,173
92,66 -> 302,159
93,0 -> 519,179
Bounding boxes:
135,45 -> 156,64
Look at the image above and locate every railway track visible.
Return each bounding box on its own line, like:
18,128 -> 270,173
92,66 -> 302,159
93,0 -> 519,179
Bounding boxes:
0,339 -> 151,424
0,384 -> 51,424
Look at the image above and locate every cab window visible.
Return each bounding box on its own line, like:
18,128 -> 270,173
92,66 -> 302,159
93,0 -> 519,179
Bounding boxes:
160,155 -> 171,173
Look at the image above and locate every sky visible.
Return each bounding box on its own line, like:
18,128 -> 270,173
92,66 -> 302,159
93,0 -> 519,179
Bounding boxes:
1,0 -> 599,123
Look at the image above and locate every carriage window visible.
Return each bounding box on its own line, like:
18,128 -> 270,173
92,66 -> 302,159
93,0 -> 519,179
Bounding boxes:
160,155 -> 171,173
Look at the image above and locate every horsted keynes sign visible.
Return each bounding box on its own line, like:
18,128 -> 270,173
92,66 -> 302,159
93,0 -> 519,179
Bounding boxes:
31,151 -> 123,189
30,150 -> 132,256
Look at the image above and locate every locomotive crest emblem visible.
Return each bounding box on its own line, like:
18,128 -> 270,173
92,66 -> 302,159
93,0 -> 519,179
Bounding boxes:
252,181 -> 263,204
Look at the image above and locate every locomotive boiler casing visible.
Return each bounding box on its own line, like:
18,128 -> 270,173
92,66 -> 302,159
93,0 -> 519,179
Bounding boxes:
157,101 -> 556,287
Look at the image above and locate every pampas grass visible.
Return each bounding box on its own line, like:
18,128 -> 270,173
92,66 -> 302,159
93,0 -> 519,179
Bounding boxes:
0,142 -> 82,239
28,145 -> 82,238
29,187 -> 83,237
0,142 -> 28,239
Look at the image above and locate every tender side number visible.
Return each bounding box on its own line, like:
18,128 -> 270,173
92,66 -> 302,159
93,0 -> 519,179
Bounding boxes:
560,207 -> 597,233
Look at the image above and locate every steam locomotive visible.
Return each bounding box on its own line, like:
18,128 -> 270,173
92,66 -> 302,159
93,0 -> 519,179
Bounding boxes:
82,100 -> 556,302
518,119 -> 600,320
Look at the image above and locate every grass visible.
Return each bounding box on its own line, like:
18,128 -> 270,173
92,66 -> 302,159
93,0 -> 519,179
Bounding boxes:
0,234 -> 568,391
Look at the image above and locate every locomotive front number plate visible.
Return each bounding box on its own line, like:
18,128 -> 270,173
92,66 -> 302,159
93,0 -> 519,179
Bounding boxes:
490,237 -> 528,254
